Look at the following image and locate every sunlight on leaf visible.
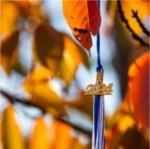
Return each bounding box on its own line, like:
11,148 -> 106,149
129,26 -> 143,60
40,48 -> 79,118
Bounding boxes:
53,120 -> 73,149
2,106 -> 25,149
29,117 -> 53,149
58,35 -> 90,84
127,52 -> 149,129
118,115 -> 135,133
0,1 -> 20,38
121,0 -> 149,35
63,0 -> 100,50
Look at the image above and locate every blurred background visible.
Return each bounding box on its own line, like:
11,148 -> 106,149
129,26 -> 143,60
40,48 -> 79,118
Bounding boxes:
0,0 -> 149,149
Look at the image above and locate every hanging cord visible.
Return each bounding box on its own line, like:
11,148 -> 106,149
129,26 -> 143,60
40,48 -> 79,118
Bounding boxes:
96,0 -> 103,72
93,33 -> 105,149
96,33 -> 103,72
93,1 -> 105,148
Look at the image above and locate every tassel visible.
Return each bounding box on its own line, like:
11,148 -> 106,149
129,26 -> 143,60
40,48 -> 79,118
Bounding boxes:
93,33 -> 104,149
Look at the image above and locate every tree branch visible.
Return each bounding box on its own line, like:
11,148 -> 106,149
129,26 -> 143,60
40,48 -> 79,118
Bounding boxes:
132,10 -> 150,37
117,0 -> 149,48
0,89 -> 92,136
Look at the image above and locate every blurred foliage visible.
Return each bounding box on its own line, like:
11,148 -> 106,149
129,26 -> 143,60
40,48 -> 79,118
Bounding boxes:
0,0 -> 149,149
2,106 -> 25,149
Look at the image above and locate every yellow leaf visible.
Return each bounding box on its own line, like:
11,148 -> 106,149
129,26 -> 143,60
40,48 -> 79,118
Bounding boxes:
23,67 -> 66,116
0,30 -> 20,74
29,117 -> 53,149
2,106 -> 25,149
53,121 -> 73,149
0,113 -> 3,149
25,65 -> 53,83
59,35 -> 90,84
121,0 -> 149,35
0,1 -> 20,38
118,115 -> 135,133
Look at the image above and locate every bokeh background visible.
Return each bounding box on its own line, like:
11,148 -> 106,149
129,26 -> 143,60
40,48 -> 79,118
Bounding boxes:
0,0 -> 149,149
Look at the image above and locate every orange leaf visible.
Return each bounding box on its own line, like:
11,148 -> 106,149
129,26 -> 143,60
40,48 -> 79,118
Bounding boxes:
2,106 -> 25,149
29,117 -> 53,149
63,0 -> 100,50
0,1 -> 20,37
127,52 -> 149,129
53,121 -> 73,149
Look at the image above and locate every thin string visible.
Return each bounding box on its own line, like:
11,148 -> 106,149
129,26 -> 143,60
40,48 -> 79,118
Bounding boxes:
96,33 -> 103,72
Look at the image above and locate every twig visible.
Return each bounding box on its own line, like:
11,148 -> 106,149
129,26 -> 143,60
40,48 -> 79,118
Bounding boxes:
0,89 -> 92,136
132,10 -> 150,37
117,0 -> 149,48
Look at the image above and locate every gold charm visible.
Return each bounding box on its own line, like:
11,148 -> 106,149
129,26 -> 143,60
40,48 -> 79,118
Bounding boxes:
85,72 -> 113,95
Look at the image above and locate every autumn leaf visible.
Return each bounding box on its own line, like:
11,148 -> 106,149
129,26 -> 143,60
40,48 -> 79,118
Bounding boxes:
52,120 -> 73,149
23,66 -> 67,116
29,117 -> 53,149
34,24 -> 64,75
2,106 -> 25,149
127,52 -> 149,129
0,113 -> 3,149
58,35 -> 90,84
121,0 -> 149,35
63,0 -> 100,50
0,30 -> 20,74
0,1 -> 20,38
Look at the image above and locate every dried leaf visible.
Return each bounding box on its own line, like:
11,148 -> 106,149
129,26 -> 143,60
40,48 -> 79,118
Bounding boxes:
34,24 -> 64,75
0,30 -> 20,74
63,0 -> 100,50
2,106 -> 25,149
